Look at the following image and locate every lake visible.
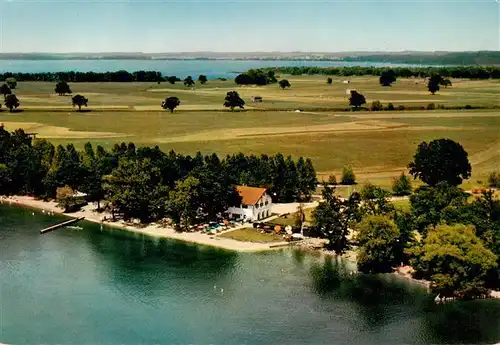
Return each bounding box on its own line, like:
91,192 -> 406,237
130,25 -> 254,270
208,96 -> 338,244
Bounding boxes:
0,59 -> 422,79
1,204 -> 500,345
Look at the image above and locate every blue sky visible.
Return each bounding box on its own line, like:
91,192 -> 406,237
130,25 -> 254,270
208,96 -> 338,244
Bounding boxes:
0,0 -> 498,52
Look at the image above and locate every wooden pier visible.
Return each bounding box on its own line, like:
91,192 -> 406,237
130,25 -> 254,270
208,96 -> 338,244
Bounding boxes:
40,217 -> 85,234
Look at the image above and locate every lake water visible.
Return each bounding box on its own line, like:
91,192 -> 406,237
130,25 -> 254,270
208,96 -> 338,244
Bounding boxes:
1,204 -> 500,345
0,59 -> 421,79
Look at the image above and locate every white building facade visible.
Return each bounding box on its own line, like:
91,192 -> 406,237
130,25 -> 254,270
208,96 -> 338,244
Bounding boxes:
227,186 -> 273,222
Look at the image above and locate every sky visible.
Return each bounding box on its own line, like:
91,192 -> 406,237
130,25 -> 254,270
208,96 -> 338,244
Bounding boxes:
0,0 -> 498,53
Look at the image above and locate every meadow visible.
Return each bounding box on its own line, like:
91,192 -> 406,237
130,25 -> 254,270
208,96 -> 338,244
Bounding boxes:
1,75 -> 499,189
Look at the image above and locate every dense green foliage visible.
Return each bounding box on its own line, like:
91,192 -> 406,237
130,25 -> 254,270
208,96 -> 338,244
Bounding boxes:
408,138 -> 471,186
260,66 -> 500,79
234,69 -> 277,85
392,172 -> 412,196
487,171 -> 500,188
279,79 -> 291,89
184,76 -> 195,87
198,75 -> 208,84
1,70 -> 164,82
408,224 -> 497,299
55,81 -> 72,96
326,77 -> 332,84
0,126 -> 317,225
6,78 -> 17,89
349,91 -> 366,109
340,165 -> 356,185
356,215 -> 401,273
223,91 -> 245,110
161,97 -> 181,113
313,185 -> 361,254
71,94 -> 88,111
379,70 -> 396,86
4,94 -> 20,112
0,83 -> 11,98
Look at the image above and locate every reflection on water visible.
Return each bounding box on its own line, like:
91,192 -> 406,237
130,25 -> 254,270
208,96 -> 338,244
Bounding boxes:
1,204 -> 500,345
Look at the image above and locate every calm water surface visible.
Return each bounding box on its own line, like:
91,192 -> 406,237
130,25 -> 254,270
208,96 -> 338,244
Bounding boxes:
1,204 -> 500,345
0,59 -> 422,79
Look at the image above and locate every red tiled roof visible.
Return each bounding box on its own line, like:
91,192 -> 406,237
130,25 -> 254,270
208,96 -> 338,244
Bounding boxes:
236,186 -> 267,206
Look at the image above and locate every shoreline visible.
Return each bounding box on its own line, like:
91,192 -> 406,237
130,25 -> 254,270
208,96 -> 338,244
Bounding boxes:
1,196 -> 290,253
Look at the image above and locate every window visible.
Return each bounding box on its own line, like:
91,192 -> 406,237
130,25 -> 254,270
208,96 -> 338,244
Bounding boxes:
242,205 -> 248,209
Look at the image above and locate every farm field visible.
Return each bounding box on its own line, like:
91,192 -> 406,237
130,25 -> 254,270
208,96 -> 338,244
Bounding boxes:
1,75 -> 499,189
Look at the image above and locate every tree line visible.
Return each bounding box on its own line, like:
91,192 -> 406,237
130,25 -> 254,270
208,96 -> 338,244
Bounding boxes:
260,66 -> 500,79
0,126 -> 317,226
313,138 -> 500,299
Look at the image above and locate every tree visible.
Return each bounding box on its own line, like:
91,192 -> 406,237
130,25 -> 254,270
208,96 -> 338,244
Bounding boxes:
223,91 -> 245,111
410,182 -> 469,233
4,94 -> 20,112
327,174 -> 337,185
161,97 -> 181,113
379,70 -> 396,86
198,75 -> 208,84
408,224 -> 497,299
349,91 -> 366,109
0,163 -> 12,195
371,100 -> 383,111
408,139 -> 471,186
355,215 -> 401,273
72,94 -> 88,111
386,103 -> 395,111
313,185 -> 361,254
0,83 -> 11,99
442,79 -> 452,88
327,77 -> 333,84
167,76 -> 177,84
80,142 -> 106,210
359,183 -> 394,216
168,176 -> 201,230
427,74 -> 444,95
55,81 -> 72,96
184,76 -> 195,87
104,158 -> 167,222
6,78 -> 17,89
296,157 -> 317,200
279,79 -> 291,89
56,185 -> 80,212
340,165 -> 356,185
392,172 -> 412,196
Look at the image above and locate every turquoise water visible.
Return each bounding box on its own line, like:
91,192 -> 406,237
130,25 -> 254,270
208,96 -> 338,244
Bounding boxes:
1,204 -> 500,345
0,59 -> 420,79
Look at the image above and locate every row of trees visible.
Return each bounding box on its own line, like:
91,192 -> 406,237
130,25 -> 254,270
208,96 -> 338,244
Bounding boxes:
0,126 -> 317,225
263,66 -> 500,79
313,138 -> 500,298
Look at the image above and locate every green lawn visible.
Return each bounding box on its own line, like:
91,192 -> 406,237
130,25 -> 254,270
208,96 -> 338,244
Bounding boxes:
219,228 -> 284,243
1,75 -> 499,189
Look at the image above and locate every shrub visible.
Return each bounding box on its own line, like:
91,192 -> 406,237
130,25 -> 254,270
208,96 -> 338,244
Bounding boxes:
437,104 -> 446,109
426,103 -> 436,110
328,174 -> 337,185
341,165 -> 356,185
386,103 -> 395,111
327,77 -> 333,84
392,172 -> 413,196
397,105 -> 406,111
487,171 -> 500,188
465,104 -> 472,109
371,100 -> 383,111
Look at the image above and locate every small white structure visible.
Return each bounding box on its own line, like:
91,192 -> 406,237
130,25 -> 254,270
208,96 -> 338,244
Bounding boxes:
343,80 -> 351,84
227,186 -> 273,222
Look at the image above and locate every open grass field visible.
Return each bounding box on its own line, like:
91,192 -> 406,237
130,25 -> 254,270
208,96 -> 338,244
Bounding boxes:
1,75 -> 499,189
219,228 -> 284,243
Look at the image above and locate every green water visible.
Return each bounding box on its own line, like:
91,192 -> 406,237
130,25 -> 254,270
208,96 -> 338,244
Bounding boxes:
1,204 -> 500,345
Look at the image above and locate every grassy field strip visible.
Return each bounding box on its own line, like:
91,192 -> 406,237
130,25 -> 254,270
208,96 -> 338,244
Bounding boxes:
1,122 -> 128,138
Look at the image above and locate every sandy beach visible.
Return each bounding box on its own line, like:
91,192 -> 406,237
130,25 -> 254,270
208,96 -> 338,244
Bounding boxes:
1,195 -> 290,253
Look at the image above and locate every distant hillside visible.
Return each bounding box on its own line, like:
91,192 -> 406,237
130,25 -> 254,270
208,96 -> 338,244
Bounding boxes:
0,51 -> 499,65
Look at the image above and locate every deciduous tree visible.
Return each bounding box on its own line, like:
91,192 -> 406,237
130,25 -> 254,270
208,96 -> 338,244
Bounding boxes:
349,91 -> 366,109
408,138 -> 471,186
279,79 -> 291,89
379,70 -> 396,86
223,91 -> 245,111
4,94 -> 19,112
198,75 -> 208,84
161,97 -> 181,113
72,94 -> 88,111
184,76 -> 195,87
55,81 -> 72,95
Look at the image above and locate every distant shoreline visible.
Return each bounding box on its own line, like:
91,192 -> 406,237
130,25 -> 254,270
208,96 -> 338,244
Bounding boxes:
0,196 -> 290,253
